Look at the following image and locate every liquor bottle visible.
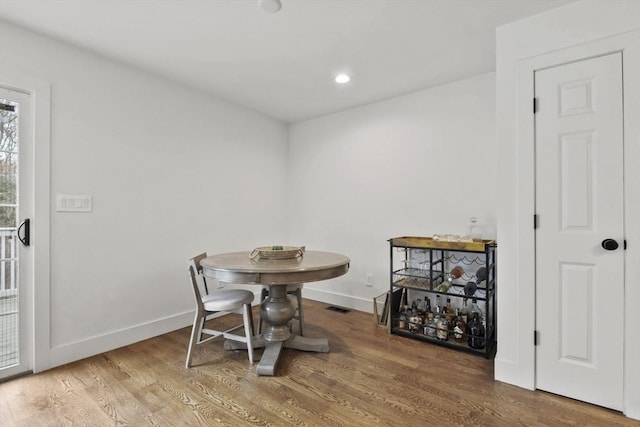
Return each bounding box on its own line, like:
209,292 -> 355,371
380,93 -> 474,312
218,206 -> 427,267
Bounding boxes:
408,313 -> 421,333
470,297 -> 485,326
434,303 -> 441,320
453,308 -> 467,343
398,305 -> 409,329
436,307 -> 450,341
422,297 -> 431,314
445,298 -> 456,325
460,298 -> 469,325
467,311 -> 485,349
415,298 -> 425,326
433,305 -> 441,338
445,297 -> 452,312
408,300 -> 420,333
424,309 -> 437,337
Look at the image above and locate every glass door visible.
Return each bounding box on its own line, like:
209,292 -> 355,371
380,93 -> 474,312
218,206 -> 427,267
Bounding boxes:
0,87 -> 32,379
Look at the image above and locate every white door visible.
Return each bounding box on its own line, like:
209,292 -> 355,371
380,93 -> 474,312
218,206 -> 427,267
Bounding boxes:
535,52 -> 624,411
0,87 -> 33,379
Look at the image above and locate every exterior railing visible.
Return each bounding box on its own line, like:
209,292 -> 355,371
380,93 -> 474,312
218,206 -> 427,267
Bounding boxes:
0,228 -> 17,297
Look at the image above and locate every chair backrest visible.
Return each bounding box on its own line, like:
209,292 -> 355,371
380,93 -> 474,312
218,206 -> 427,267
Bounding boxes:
188,253 -> 208,309
188,252 -> 210,294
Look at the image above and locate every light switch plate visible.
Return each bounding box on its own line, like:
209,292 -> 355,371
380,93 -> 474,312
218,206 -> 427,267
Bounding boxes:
56,194 -> 92,212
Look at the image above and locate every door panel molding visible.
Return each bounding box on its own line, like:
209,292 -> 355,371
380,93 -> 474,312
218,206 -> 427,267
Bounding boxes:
559,131 -> 595,231
559,262 -> 594,365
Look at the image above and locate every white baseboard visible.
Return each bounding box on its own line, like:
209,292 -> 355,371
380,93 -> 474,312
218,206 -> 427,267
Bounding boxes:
494,358 -> 520,385
301,287 -> 373,314
45,310 -> 194,371
626,407 -> 640,422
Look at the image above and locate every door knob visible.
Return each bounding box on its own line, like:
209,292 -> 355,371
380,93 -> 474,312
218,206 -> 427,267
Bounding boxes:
601,238 -> 619,251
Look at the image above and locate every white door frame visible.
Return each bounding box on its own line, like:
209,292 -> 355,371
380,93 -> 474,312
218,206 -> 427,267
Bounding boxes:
0,73 -> 51,374
516,31 -> 640,418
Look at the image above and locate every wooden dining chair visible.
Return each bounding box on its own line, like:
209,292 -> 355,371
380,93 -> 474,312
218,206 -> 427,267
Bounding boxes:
186,253 -> 256,368
258,284 -> 305,336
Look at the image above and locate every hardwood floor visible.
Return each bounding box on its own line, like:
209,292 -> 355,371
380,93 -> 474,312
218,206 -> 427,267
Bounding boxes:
1,299 -> 637,426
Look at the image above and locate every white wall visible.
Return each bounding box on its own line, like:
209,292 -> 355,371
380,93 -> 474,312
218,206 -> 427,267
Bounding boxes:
495,0 -> 640,419
288,73 -> 496,311
0,20 -> 288,369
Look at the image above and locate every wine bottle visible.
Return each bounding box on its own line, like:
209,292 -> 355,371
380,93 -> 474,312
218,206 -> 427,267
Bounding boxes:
450,266 -> 464,279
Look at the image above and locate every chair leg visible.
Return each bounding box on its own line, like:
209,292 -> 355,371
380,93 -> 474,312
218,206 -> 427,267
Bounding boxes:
248,303 -> 256,337
242,304 -> 254,364
186,312 -> 204,368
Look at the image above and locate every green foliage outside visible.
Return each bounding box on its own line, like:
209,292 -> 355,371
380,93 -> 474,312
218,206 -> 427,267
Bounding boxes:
0,101 -> 18,229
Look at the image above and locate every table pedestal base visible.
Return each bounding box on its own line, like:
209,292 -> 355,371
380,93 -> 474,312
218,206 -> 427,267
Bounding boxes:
223,335 -> 329,376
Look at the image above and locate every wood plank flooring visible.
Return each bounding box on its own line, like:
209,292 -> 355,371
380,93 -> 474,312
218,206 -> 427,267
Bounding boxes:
1,299 -> 638,426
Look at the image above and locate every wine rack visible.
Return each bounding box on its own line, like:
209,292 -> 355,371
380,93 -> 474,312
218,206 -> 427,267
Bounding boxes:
388,236 -> 497,358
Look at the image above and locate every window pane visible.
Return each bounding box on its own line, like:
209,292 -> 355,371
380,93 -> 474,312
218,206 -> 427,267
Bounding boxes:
0,104 -> 19,155
0,206 -> 16,228
0,153 -> 17,204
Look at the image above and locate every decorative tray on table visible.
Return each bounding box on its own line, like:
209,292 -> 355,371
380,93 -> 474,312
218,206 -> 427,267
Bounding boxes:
249,246 -> 305,260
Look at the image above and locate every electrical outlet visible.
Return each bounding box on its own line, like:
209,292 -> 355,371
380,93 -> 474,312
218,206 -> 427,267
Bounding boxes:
366,274 -> 373,287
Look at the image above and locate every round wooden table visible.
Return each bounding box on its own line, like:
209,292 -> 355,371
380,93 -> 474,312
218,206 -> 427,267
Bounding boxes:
200,250 -> 350,376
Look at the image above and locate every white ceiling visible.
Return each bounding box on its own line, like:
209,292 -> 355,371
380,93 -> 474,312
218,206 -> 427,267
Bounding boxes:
0,0 -> 570,123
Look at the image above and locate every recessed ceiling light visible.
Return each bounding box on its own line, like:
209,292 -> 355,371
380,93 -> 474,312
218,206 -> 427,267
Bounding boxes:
335,73 -> 351,84
258,0 -> 282,14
